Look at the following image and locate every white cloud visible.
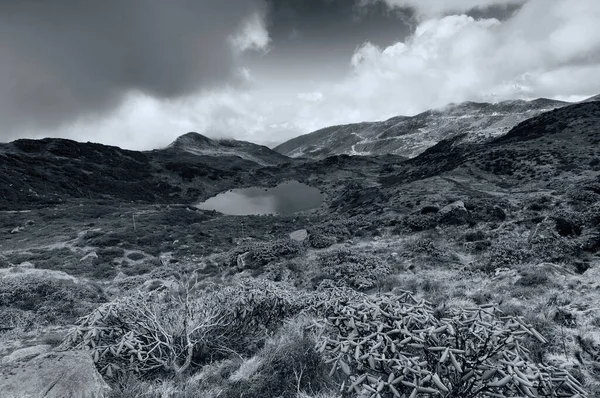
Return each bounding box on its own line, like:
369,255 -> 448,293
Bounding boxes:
230,12 -> 271,52
308,0 -> 600,125
297,91 -> 324,103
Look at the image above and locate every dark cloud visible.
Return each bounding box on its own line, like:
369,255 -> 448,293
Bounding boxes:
0,0 -> 266,136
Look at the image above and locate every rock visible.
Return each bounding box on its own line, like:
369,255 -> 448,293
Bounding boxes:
289,229 -> 308,242
10,226 -> 24,234
159,252 -> 173,267
80,252 -> 98,262
0,350 -> 110,398
237,252 -> 252,268
439,200 -> 471,225
17,261 -> 35,268
0,267 -> 79,284
1,345 -> 52,365
113,271 -> 127,281
439,200 -> 466,215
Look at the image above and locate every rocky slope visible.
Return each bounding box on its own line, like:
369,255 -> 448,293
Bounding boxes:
164,132 -> 290,166
275,98 -> 570,159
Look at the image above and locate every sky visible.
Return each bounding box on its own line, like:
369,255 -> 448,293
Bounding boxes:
1,0 -> 599,149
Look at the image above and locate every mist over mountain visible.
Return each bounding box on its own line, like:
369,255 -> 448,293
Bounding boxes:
275,97 -> 571,159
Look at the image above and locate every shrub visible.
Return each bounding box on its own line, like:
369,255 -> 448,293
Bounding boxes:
228,239 -> 304,269
223,318 -> 334,398
314,292 -> 587,397
0,274 -> 106,325
126,252 -> 146,261
484,239 -> 530,271
61,279 -> 309,378
516,270 -> 550,286
308,233 -> 337,249
313,249 -> 390,291
402,213 -> 439,232
464,230 -> 486,242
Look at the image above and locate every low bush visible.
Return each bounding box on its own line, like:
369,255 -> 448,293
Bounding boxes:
516,270 -> 550,287
223,318 -> 334,398
227,239 -> 304,269
0,274 -> 106,326
314,292 -> 587,397
483,239 -> 530,272
313,249 -> 390,291
308,233 -> 337,249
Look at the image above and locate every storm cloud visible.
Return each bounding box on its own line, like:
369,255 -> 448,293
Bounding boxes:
2,0 -> 599,149
0,0 -> 268,136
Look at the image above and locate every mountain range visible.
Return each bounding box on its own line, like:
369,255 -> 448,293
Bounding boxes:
274,97 -> 579,159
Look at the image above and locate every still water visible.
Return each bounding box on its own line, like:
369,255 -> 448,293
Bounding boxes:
196,180 -> 324,215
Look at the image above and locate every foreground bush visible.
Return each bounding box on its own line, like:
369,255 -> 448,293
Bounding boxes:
222,317 -> 335,398
61,279 -> 307,378
313,291 -> 587,397
107,318 -> 338,398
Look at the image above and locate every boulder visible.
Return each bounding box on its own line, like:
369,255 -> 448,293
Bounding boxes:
439,200 -> 467,215
17,261 -> 35,269
0,350 -> 110,398
289,229 -> 308,242
439,200 -> 471,225
0,267 -> 79,283
1,345 -> 52,365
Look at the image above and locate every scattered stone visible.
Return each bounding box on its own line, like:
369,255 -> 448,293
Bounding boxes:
237,252 -> 251,268
439,200 -> 466,215
289,229 -> 308,242
493,267 -> 518,279
0,350 -> 110,398
113,272 -> 127,281
159,252 -> 173,267
80,252 -> 98,262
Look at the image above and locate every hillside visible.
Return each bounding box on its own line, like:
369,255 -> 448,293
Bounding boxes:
0,134 -> 289,210
275,98 -> 570,159
164,132 -> 290,166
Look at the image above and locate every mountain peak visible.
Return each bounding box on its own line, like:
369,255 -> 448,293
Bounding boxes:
168,132 -> 217,149
164,132 -> 289,166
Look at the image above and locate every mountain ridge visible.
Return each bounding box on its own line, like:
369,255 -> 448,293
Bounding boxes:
275,97 -> 573,159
